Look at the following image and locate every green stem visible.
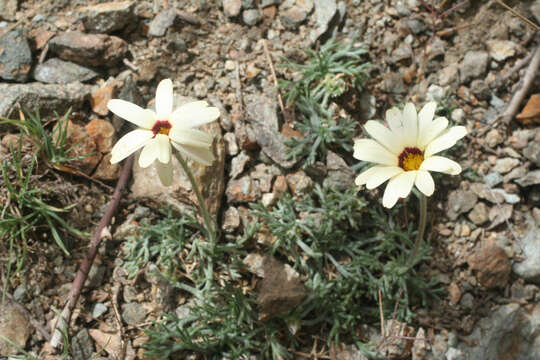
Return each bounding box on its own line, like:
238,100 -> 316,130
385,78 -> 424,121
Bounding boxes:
408,193 -> 427,267
174,152 -> 216,289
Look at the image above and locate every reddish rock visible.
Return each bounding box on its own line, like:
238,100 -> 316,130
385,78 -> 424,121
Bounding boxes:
93,153 -> 121,180
468,242 -> 511,289
90,81 -> 120,116
49,31 -> 128,66
85,118 -> 115,153
59,120 -> 100,174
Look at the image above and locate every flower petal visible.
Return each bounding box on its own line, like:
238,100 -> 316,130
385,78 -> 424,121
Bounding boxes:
139,137 -> 160,168
414,170 -> 435,196
386,107 -> 402,132
417,102 -> 436,140
156,79 -> 173,118
353,139 -> 397,166
156,160 -> 173,186
170,128 -> 214,148
365,166 -> 403,189
155,134 -> 171,164
170,101 -> 220,128
382,171 -> 416,208
364,120 -> 401,154
424,126 -> 467,157
418,116 -> 448,149
107,100 -> 155,129
420,155 -> 462,175
172,142 -> 215,166
110,129 -> 153,164
402,102 -> 418,146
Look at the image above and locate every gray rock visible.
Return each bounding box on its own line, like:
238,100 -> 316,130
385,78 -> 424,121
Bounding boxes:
148,8 -> 177,37
130,96 -> 225,218
245,92 -> 297,168
286,170 -> 313,196
485,129 -> 504,148
426,84 -> 444,102
326,151 -> 354,190
262,0 -> 280,6
223,132 -> 239,155
524,141 -> 540,166
79,1 -> 135,33
0,0 -> 17,20
532,0 -> 540,25
460,51 -> 489,84
488,203 -> 513,229
504,165 -> 528,183
487,40 -> 517,62
49,31 -> 128,66
446,347 -> 464,360
0,30 -> 32,82
34,58 -> 98,84
222,206 -> 240,233
513,224 -> 540,283
439,63 -> 459,87
382,72 -> 407,94
0,304 -> 31,356
242,0 -> 255,9
86,265 -> 106,289
12,285 -> 27,302
334,345 -> 369,360
484,172 -> 503,187
0,82 -> 92,118
459,303 -> 540,360
122,302 -> 148,326
408,19 -> 425,34
470,79 -> 490,101
280,3 -> 312,29
447,189 -> 478,220
451,108 -> 465,123
71,328 -> 95,360
92,303 -> 108,318
310,0 -> 338,42
223,0 -> 242,17
392,43 -> 413,63
230,150 -> 250,179
242,9 -> 261,25
516,170 -> 540,187
493,157 -> 519,174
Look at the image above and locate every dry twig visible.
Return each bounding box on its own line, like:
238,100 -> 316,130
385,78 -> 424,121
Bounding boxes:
262,39 -> 286,115
49,155 -> 134,349
501,46 -> 540,125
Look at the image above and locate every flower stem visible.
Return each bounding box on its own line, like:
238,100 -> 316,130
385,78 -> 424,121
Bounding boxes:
408,193 -> 427,266
174,152 -> 216,289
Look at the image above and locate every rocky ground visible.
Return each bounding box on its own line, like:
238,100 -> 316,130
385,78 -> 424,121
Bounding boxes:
0,0 -> 539,359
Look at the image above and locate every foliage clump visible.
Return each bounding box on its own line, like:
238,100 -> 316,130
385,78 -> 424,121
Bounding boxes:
137,184 -> 439,359
279,36 -> 370,168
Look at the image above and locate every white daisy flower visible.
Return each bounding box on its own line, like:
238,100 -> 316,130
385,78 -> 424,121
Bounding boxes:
108,79 -> 220,186
353,102 -> 467,208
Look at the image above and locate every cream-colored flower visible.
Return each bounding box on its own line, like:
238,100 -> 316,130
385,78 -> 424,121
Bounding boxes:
353,102 -> 467,208
108,79 -> 220,186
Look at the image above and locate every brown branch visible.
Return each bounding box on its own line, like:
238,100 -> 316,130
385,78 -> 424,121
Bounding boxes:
501,46 -> 540,125
49,154 -> 134,349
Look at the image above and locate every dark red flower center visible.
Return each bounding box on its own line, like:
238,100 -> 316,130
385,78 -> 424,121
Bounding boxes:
398,147 -> 424,171
151,120 -> 172,137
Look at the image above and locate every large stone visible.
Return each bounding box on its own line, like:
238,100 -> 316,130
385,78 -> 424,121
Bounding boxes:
79,1 -> 135,33
468,242 -> 511,288
326,150 -> 354,190
245,92 -> 297,168
244,254 -> 308,317
447,189 -> 478,220
33,58 -> 98,84
487,40 -> 517,62
0,303 -> 32,356
0,82 -> 92,118
459,303 -> 540,360
49,31 -> 128,66
459,51 -> 489,84
130,96 -> 225,217
148,8 -> 178,37
513,224 -> 540,283
223,0 -> 242,17
310,0 -> 338,42
0,30 -> 32,82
